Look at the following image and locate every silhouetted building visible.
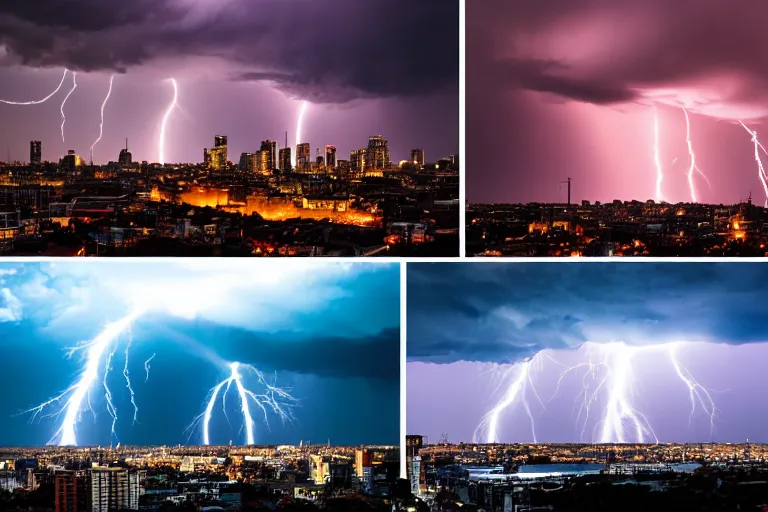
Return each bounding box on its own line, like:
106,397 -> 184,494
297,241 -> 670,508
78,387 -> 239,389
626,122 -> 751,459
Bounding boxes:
239,152 -> 255,171
279,147 -> 291,172
118,139 -> 132,166
410,149 -> 424,167
30,141 -> 42,164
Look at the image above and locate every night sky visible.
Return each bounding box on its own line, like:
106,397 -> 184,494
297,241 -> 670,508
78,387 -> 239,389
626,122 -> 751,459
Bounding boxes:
407,263 -> 768,443
0,261 -> 400,447
468,0 -> 768,204
0,0 -> 458,165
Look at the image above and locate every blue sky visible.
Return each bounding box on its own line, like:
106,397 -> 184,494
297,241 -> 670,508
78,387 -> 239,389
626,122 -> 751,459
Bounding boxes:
0,261 -> 399,446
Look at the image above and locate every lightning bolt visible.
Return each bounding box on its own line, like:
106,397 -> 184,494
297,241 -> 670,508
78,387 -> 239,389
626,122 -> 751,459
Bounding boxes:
292,100 -> 309,168
90,75 -> 115,164
477,342 -> 716,445
0,69 -> 68,105
189,362 -> 297,446
25,309 -> 144,446
60,72 -> 77,143
474,354 -> 546,444
144,354 -> 156,383
653,107 -> 664,202
740,121 -> 768,199
158,78 -> 179,165
682,109 -> 711,203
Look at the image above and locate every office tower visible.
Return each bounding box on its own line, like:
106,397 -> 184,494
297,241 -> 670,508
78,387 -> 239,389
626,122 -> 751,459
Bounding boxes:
337,159 -> 350,179
296,142 -> 310,172
278,148 -> 291,172
61,150 -> 82,172
239,152 -> 255,171
214,135 -> 228,148
30,141 -> 41,165
325,145 -> 337,171
90,467 -> 138,512
55,471 -> 88,512
259,140 -> 277,172
118,139 -> 132,166
350,148 -> 367,176
410,148 -> 425,167
203,148 -> 212,167
366,136 -> 390,170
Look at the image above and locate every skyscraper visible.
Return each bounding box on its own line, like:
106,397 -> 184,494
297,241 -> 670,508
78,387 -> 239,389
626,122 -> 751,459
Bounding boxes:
325,145 -> 337,171
90,467 -> 137,512
209,135 -> 228,170
366,136 -> 390,170
259,140 -> 277,173
239,152 -> 255,171
350,148 -> 367,176
278,147 -> 291,172
119,139 -> 132,166
30,141 -> 41,164
296,142 -> 310,172
55,471 -> 88,512
410,148 -> 425,167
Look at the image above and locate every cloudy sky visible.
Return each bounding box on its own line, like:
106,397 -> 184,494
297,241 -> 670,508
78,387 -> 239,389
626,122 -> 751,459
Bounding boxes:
0,261 -> 399,446
468,0 -> 768,204
408,263 -> 768,443
0,0 -> 458,165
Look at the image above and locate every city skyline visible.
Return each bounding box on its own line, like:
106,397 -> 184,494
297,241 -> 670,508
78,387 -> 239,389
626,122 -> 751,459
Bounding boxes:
468,0 -> 768,205
0,0 -> 458,165
407,263 -> 768,444
0,261 -> 400,447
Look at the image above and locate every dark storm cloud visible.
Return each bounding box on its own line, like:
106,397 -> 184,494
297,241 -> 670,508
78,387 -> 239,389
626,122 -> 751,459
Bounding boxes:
474,0 -> 768,109
158,320 -> 400,381
0,0 -> 458,102
407,263 -> 768,364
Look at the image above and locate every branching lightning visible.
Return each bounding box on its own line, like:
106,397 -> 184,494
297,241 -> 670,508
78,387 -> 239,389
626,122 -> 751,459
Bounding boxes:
476,342 -> 718,444
90,75 -> 115,163
292,100 -> 309,167
158,78 -> 179,165
60,72 -> 77,142
0,68 -> 68,105
25,309 -> 145,446
740,121 -> 768,199
653,107 -> 664,202
682,109 -> 712,203
188,362 -> 297,446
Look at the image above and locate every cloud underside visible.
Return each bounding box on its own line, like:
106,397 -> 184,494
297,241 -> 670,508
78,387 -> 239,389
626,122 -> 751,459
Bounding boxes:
0,0 -> 458,103
407,263 -> 768,364
475,0 -> 768,120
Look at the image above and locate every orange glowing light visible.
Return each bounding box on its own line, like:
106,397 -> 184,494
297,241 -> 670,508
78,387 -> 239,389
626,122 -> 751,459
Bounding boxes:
733,221 -> 740,230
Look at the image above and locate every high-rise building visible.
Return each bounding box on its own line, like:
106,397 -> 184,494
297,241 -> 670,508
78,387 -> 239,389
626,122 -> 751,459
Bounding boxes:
325,145 -> 337,171
239,152 -> 255,171
278,148 -> 291,172
90,467 -> 138,512
410,148 -> 425,167
259,140 -> 277,173
366,136 -> 390,170
55,470 -> 88,512
30,141 -> 41,165
60,150 -> 82,172
208,135 -> 228,170
118,139 -> 132,167
204,148 -> 212,167
296,143 -> 310,171
350,148 -> 367,176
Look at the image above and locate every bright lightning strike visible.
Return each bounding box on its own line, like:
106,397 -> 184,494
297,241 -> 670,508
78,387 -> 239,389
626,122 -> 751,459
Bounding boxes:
653,107 -> 664,202
60,72 -> 77,142
158,78 -> 179,165
26,309 -> 145,446
292,100 -> 309,168
189,362 -> 297,446
144,354 -> 155,383
740,121 -> 768,199
0,68 -> 68,105
90,75 -> 115,164
476,342 -> 717,445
